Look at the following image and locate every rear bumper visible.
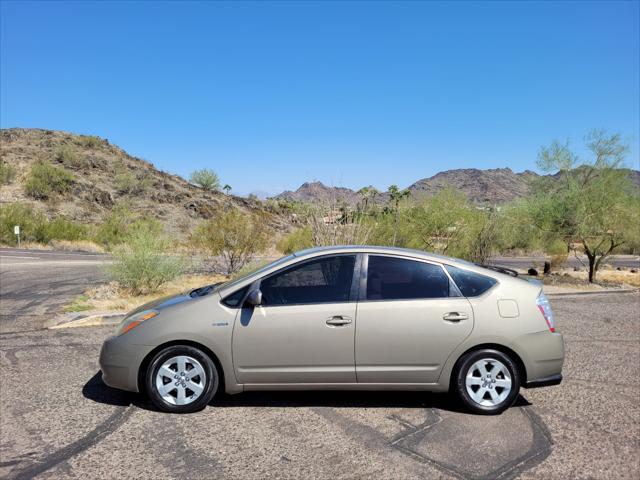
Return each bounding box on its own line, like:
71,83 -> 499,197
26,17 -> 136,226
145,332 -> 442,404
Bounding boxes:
525,373 -> 562,389
510,331 -> 564,386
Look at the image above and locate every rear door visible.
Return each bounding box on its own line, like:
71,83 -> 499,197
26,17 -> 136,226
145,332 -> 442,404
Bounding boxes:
232,254 -> 359,384
355,255 -> 474,384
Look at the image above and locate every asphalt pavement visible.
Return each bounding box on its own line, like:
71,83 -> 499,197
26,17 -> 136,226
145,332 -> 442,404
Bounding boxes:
0,249 -> 639,479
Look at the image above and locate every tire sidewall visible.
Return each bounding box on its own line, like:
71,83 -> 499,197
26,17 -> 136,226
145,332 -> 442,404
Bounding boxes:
146,345 -> 218,413
455,349 -> 520,415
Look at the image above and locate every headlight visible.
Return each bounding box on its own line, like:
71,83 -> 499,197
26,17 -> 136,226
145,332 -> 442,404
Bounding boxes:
116,309 -> 159,336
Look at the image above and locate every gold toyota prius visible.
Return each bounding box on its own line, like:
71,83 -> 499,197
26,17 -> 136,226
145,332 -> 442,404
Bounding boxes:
99,246 -> 564,414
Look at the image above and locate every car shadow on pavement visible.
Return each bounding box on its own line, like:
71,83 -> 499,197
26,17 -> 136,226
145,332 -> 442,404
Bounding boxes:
82,371 -> 531,414
212,390 -> 532,413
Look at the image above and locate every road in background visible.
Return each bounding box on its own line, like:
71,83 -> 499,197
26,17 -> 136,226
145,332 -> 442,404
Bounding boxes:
491,255 -> 639,270
0,248 -> 108,333
0,249 -> 638,479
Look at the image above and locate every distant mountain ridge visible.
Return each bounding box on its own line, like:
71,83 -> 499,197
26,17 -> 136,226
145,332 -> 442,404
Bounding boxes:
274,167 -> 640,205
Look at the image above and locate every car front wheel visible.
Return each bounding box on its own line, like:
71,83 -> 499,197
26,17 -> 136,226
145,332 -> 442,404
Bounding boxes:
454,349 -> 520,415
145,345 -> 219,413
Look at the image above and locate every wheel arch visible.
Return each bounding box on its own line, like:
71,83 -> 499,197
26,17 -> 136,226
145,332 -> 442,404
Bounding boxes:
137,340 -> 226,394
450,343 -> 528,390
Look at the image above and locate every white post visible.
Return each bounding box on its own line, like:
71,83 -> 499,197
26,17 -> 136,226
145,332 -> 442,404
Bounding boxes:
14,225 -> 20,248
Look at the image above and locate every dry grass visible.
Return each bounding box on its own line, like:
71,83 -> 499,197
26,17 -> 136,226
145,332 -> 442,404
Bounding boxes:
16,241 -> 52,250
551,268 -> 640,288
66,273 -> 228,313
49,239 -> 105,253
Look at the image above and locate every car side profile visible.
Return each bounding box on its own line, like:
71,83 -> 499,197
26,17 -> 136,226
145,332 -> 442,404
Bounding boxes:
99,246 -> 564,414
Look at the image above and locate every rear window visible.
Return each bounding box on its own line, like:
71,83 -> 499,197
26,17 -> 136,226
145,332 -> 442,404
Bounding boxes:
366,256 -> 450,300
445,265 -> 497,297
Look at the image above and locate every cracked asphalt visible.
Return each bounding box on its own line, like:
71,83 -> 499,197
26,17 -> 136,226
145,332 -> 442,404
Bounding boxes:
0,249 -> 639,479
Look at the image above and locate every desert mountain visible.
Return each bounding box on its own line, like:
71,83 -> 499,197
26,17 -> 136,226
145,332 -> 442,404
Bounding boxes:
275,167 -> 640,205
0,128 -> 285,236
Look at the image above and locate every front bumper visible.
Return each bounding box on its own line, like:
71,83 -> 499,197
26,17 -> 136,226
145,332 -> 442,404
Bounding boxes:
99,335 -> 154,393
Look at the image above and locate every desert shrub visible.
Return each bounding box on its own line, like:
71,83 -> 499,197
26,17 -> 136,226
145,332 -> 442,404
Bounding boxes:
44,217 -> 88,241
0,203 -> 87,244
114,161 -> 152,194
77,135 -> 102,148
191,209 -> 268,274
108,226 -> 185,295
115,169 -> 137,193
0,204 -> 46,244
277,227 -> 313,254
54,146 -> 81,167
25,161 -> 73,199
190,168 -> 220,191
0,161 -> 17,184
94,204 -> 158,248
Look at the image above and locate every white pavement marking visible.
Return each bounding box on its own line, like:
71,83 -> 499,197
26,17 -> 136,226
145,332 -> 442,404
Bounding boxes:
0,255 -> 39,259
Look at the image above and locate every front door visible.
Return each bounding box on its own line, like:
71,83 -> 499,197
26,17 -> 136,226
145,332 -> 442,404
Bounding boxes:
233,254 -> 358,384
355,255 -> 474,384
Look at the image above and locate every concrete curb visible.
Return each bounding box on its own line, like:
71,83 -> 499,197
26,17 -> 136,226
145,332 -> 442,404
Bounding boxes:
49,312 -> 126,329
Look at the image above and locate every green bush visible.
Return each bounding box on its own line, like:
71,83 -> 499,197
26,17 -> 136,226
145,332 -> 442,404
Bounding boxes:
77,135 -> 102,148
0,204 -> 46,244
0,203 -> 86,244
191,209 -> 268,274
0,161 -> 17,184
277,227 -> 313,254
94,204 -> 159,248
44,217 -> 88,241
54,146 -> 81,167
115,170 -> 137,193
108,227 -> 185,295
190,168 -> 220,191
25,161 -> 73,199
114,161 -> 152,194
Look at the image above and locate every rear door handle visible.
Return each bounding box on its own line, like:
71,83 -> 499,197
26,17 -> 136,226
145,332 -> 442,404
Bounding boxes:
326,315 -> 352,326
443,312 -> 469,322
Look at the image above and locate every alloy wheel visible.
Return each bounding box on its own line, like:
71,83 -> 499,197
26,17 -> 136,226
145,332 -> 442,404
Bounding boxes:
465,358 -> 512,407
155,355 -> 207,406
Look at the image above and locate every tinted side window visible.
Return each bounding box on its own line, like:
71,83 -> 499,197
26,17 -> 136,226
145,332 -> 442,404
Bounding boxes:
261,255 -> 355,305
366,256 -> 449,300
445,265 -> 497,297
222,286 -> 249,307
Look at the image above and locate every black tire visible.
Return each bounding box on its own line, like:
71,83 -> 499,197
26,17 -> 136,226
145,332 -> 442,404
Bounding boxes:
454,349 -> 520,415
145,345 -> 219,413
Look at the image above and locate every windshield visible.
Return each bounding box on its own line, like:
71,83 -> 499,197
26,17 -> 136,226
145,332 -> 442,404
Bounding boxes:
219,254 -> 295,291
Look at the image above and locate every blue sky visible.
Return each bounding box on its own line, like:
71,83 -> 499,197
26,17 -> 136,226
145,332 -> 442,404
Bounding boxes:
1,1 -> 638,196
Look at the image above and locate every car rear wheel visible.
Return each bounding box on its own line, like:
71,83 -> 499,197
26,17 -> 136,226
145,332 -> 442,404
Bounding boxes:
146,345 -> 218,413
454,349 -> 520,415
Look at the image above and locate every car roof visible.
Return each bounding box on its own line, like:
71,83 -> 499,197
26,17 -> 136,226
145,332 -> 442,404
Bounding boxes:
293,245 -> 471,265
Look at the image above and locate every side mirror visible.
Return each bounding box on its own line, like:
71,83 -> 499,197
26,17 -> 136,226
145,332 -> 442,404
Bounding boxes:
245,289 -> 263,307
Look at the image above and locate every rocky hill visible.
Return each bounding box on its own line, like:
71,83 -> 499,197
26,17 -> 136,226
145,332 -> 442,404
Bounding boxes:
0,128 -> 286,236
275,167 -> 640,206
406,168 -> 540,203
274,181 -> 362,205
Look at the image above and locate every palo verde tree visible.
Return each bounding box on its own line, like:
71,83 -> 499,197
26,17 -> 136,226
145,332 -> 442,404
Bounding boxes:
529,130 -> 639,282
191,209 -> 268,275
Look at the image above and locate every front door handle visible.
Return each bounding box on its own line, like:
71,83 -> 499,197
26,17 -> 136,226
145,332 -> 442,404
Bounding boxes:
326,315 -> 352,326
443,312 -> 469,322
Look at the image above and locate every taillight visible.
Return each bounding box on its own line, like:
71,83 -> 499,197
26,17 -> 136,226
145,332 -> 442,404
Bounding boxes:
536,292 -> 556,333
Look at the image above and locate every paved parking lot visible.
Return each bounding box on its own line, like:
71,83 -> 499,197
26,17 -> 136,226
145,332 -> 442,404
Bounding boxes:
1,250 -> 639,479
